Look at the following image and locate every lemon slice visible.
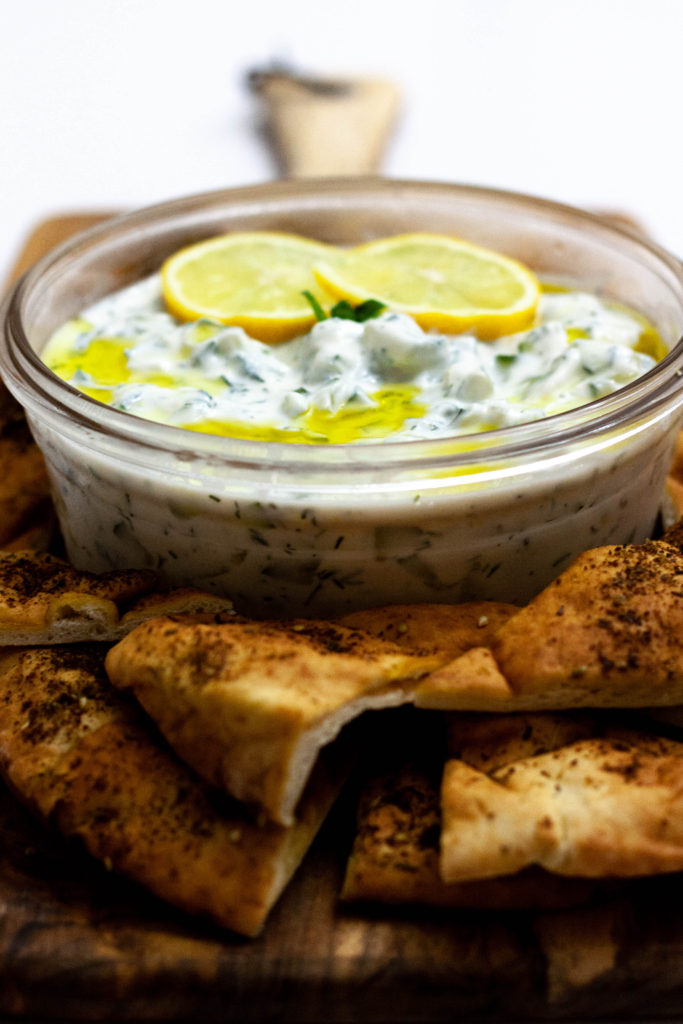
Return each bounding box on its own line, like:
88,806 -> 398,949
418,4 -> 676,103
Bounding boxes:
161,231 -> 337,343
313,233 -> 540,340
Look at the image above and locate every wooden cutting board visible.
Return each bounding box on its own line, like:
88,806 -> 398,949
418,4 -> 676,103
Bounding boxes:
3,213 -> 118,288
3,215 -> 683,1024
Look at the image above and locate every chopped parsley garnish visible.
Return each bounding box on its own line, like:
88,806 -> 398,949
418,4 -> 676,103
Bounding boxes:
495,354 -> 517,368
302,290 -> 327,322
330,298 -> 386,321
302,291 -> 386,323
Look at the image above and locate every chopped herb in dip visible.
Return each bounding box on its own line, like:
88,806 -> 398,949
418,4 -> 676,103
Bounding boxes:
43,277 -> 661,446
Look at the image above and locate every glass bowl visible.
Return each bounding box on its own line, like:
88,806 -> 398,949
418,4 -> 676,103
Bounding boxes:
2,177 -> 683,617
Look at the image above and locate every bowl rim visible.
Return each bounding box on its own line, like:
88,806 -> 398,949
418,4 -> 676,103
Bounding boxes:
3,175 -> 683,474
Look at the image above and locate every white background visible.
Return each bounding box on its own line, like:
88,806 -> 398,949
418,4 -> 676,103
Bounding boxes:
2,0 -> 683,285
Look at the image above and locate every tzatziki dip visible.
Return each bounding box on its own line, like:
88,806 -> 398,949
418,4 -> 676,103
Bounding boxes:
32,262 -> 676,618
43,277 -> 660,446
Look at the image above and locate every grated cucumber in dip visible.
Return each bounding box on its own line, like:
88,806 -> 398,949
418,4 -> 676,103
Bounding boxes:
42,276 -> 661,445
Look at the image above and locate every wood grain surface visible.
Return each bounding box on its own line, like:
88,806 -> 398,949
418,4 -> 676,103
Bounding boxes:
3,213 -> 118,290
2,746 -> 683,1023
2,213 -> 683,1024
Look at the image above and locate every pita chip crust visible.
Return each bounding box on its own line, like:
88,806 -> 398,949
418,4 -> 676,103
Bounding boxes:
0,551 -> 156,642
416,539 -> 683,711
440,712 -> 683,883
491,540 -> 683,707
338,601 -> 518,658
414,646 -> 516,710
0,645 -> 346,937
105,616 -> 444,825
114,588 -> 236,631
0,551 -> 234,644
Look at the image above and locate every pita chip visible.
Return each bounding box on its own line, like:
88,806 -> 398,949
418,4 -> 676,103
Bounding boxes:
338,601 -> 518,657
0,644 -> 347,937
341,710 -> 598,910
416,538 -> 683,711
0,550 -> 234,644
105,616 -> 444,825
440,711 -> 683,883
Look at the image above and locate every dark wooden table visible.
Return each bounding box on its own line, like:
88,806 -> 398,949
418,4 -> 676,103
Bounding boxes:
1,759 -> 683,1024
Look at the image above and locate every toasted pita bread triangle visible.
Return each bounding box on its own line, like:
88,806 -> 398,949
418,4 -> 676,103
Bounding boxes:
416,537 -> 683,711
0,551 -> 234,644
105,616 -> 445,826
440,711 -> 683,883
0,644 -> 348,937
341,710 -> 599,910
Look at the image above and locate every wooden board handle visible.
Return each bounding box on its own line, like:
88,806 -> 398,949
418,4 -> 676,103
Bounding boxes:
248,68 -> 401,178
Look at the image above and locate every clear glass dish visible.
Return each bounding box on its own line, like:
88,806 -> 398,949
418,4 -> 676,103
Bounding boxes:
2,177 -> 683,616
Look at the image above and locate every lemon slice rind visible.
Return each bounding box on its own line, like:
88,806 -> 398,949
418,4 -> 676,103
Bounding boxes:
161,231 -> 338,343
313,232 -> 540,340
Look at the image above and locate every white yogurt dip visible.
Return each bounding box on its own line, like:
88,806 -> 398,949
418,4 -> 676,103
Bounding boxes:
43,276 -> 659,446
32,275 -> 677,617
31,398 -> 678,616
